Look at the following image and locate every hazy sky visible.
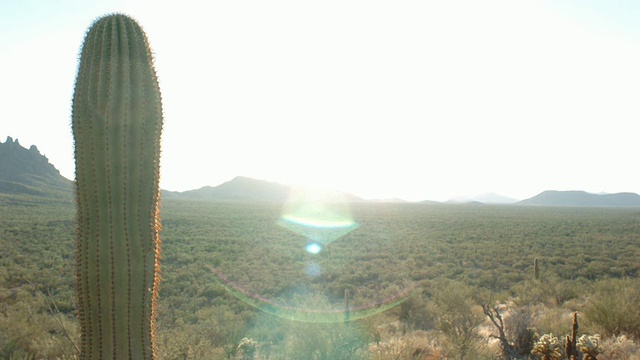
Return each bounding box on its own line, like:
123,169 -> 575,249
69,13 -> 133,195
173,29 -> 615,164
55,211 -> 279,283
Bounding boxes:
2,0 -> 640,201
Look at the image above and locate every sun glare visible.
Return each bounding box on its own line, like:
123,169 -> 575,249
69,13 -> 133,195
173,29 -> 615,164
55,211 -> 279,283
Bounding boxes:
277,186 -> 359,244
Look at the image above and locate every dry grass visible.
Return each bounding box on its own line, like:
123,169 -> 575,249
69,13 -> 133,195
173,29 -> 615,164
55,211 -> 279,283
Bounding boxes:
368,330 -> 442,360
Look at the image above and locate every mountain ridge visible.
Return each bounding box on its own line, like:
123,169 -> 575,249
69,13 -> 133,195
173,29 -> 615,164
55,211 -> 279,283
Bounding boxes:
0,136 -> 72,197
517,190 -> 640,207
3,137 -> 640,206
167,176 -> 290,202
164,176 -> 365,203
446,192 -> 518,204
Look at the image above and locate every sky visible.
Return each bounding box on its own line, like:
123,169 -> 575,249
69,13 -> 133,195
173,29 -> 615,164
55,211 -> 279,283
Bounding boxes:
2,0 -> 640,202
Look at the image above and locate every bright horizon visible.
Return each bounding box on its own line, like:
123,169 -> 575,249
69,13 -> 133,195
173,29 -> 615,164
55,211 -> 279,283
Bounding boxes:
3,0 -> 640,202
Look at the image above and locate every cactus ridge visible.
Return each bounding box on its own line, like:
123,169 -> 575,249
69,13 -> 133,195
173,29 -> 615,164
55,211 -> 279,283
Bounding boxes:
73,13 -> 162,360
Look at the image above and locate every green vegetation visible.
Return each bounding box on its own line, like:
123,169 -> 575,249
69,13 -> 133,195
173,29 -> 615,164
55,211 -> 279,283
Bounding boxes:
72,13 -> 163,359
2,196 -> 640,359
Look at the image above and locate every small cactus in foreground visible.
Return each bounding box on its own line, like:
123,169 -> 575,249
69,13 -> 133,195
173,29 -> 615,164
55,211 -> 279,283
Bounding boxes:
578,334 -> 603,360
531,333 -> 562,360
72,13 -> 163,359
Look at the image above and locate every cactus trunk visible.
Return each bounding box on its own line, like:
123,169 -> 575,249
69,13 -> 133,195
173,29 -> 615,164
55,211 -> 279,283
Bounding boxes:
72,14 -> 163,360
344,289 -> 350,322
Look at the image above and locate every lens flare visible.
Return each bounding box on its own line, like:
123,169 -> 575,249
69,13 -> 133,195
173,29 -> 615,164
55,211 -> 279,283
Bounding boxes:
209,266 -> 418,323
208,187 -> 416,323
305,262 -> 322,277
278,186 -> 359,244
305,242 -> 322,254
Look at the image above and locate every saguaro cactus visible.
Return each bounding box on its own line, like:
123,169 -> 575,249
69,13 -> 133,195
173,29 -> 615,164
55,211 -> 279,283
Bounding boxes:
344,289 -> 350,322
72,14 -> 163,359
565,312 -> 579,360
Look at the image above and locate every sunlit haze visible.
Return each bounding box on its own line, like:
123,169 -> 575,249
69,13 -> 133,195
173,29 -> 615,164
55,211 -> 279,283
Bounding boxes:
2,0 -> 640,202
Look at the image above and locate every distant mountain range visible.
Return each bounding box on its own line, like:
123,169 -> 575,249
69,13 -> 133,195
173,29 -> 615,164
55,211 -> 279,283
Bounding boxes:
163,176 -> 289,202
163,176 -> 365,203
447,192 -> 519,204
3,136 -> 640,207
517,190 -> 640,207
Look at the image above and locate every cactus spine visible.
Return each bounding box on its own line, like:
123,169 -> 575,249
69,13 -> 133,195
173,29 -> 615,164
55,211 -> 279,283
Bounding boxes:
72,14 -> 163,359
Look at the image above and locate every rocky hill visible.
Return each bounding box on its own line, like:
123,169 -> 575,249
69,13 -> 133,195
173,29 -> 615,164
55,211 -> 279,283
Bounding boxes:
0,136 -> 72,197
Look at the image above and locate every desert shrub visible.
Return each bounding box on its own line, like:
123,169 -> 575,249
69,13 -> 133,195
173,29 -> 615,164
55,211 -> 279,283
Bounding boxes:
512,279 -> 546,306
368,337 -> 420,360
542,276 -> 583,306
0,285 -> 79,360
368,330 -> 441,360
237,293 -> 371,359
428,281 -> 485,360
504,306 -> 537,357
0,340 -> 35,360
236,337 -> 259,360
532,307 -> 574,341
395,291 -> 434,333
483,302 -> 538,360
583,278 -> 640,338
155,303 -> 254,359
155,319 -> 221,359
284,321 -> 368,360
598,335 -> 640,360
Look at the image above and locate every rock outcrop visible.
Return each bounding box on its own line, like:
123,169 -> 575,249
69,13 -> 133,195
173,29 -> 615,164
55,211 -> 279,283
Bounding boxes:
0,136 -> 71,196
